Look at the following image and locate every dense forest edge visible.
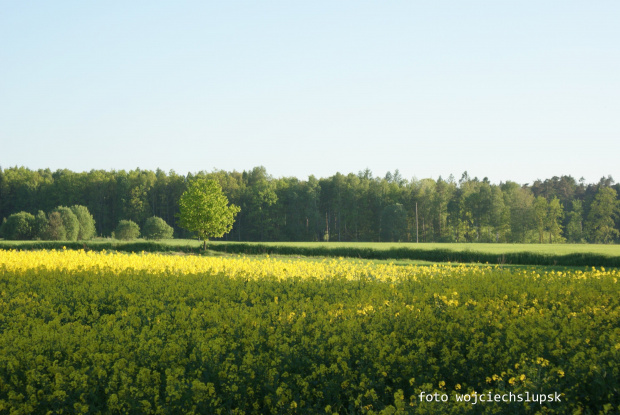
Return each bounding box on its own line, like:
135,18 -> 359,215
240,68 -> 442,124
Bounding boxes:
1,166 -> 619,244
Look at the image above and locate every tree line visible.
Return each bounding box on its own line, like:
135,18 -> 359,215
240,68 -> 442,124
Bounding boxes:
1,166 -> 619,243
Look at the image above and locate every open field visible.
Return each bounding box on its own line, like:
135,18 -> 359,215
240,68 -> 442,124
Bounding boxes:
0,249 -> 618,414
3,239 -> 620,255
204,241 -> 620,256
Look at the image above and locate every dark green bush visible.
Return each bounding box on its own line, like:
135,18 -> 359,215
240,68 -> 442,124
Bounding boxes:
1,211 -> 35,240
114,220 -> 140,240
142,216 -> 174,240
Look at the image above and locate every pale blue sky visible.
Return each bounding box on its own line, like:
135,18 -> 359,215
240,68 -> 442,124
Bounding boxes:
1,1 -> 618,184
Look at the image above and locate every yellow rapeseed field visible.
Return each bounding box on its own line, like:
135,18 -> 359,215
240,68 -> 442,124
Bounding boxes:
3,248 -> 617,282
0,249 -> 618,414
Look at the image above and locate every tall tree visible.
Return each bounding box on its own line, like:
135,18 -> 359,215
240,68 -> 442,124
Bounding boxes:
54,206 -> 80,241
533,196 -> 549,244
585,187 -> 619,243
547,197 -> 565,243
381,203 -> 407,242
565,200 -> 585,243
70,205 -> 97,240
503,182 -> 535,243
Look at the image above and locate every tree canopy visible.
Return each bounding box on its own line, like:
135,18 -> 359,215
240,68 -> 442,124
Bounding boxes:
1,166 -> 620,244
177,178 -> 240,249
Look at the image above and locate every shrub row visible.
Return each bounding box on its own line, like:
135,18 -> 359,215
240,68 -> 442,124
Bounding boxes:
0,241 -> 191,254
0,206 -> 95,241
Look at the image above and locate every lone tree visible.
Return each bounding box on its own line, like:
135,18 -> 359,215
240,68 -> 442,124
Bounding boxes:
177,178 -> 240,249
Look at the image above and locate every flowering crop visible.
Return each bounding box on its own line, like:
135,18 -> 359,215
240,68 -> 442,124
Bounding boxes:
0,249 -> 618,414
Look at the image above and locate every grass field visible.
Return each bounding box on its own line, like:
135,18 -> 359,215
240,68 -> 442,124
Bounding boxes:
203,241 -> 620,256
3,239 -> 620,255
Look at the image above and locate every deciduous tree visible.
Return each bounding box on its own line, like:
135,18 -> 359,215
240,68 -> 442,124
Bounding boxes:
70,205 -> 96,240
54,206 -> 80,241
177,178 -> 240,249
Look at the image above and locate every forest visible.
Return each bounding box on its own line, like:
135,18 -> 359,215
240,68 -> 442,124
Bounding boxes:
0,166 -> 619,244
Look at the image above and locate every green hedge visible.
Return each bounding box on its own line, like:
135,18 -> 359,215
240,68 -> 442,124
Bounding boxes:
0,241 -> 196,254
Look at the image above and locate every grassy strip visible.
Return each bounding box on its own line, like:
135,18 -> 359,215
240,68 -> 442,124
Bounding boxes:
1,240 -> 619,267
205,242 -> 620,267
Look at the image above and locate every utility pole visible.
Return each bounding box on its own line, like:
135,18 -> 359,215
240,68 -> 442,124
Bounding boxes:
415,202 -> 419,243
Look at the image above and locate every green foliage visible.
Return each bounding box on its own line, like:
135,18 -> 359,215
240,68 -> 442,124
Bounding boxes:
42,211 -> 67,240
585,187 -> 620,243
0,167 -> 618,244
54,206 -> 80,241
381,203 -> 408,242
114,220 -> 140,240
547,197 -> 564,243
566,200 -> 585,243
1,211 -> 35,240
70,205 -> 96,240
33,210 -> 48,239
533,196 -> 548,243
142,216 -> 174,240
177,178 -> 240,248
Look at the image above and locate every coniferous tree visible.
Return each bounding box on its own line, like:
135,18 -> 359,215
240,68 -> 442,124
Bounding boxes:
42,211 -> 66,240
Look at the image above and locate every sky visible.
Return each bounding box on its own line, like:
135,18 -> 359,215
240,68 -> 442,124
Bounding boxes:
1,1 -> 619,185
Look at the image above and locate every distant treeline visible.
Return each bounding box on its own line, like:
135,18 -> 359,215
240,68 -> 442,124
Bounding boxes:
1,166 -> 619,244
